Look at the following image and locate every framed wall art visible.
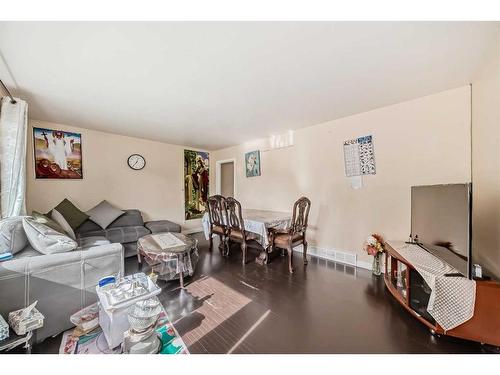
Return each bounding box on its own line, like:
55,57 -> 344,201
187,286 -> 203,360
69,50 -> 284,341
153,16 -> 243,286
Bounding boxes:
245,150 -> 261,177
33,127 -> 83,179
184,149 -> 209,220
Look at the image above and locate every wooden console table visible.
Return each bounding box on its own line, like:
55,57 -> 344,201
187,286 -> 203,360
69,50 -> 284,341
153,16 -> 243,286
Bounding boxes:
384,242 -> 500,347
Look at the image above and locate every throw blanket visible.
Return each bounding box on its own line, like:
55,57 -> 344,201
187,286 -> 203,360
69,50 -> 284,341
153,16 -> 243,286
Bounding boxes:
388,241 -> 476,331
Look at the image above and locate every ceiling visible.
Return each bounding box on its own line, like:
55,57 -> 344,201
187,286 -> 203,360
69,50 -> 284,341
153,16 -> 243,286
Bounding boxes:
0,22 -> 498,150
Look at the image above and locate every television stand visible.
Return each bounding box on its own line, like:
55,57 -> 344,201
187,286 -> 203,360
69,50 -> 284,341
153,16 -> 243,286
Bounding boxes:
384,241 -> 500,347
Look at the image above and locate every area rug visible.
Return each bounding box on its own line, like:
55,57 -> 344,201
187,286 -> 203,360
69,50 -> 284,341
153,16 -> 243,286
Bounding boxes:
59,311 -> 188,354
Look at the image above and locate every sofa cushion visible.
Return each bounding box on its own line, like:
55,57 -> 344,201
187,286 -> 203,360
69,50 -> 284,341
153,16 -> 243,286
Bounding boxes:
0,217 -> 28,255
76,219 -> 102,234
13,245 -> 40,259
144,220 -> 181,234
51,209 -> 76,240
23,217 -> 77,254
77,236 -> 111,249
86,200 -> 125,229
54,199 -> 89,230
77,225 -> 150,244
75,210 -> 145,237
122,242 -> 139,258
108,209 -> 144,228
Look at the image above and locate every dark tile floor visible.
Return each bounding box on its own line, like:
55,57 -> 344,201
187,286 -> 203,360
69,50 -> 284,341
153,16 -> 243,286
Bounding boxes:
28,233 -> 486,354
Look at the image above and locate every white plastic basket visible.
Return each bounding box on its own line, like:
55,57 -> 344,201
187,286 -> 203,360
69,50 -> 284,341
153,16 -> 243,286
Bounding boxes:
97,273 -> 161,311
96,273 -> 161,349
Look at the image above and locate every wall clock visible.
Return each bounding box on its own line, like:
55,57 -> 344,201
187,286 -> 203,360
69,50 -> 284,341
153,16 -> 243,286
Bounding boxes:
127,154 -> 146,170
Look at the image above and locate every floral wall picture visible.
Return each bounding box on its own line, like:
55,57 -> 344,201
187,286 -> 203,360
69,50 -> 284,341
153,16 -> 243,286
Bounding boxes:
184,149 -> 209,220
245,150 -> 261,177
33,127 -> 83,179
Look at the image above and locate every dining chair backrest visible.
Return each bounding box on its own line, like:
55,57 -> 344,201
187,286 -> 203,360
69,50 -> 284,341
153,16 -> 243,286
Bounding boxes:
290,197 -> 311,236
207,195 -> 226,228
224,197 -> 245,232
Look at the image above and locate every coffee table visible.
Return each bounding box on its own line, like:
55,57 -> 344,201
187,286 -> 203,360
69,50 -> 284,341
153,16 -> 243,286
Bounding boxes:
137,233 -> 198,288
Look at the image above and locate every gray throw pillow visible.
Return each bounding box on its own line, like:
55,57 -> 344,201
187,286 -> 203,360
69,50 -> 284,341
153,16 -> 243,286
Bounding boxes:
22,217 -> 77,254
54,198 -> 89,230
0,216 -> 28,255
86,200 -> 125,229
51,209 -> 77,240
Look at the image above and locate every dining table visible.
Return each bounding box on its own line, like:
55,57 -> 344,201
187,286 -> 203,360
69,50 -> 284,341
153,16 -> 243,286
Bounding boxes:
201,208 -> 292,263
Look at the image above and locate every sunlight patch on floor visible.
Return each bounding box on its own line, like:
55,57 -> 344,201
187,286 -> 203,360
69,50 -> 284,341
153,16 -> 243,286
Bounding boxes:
179,276 -> 252,349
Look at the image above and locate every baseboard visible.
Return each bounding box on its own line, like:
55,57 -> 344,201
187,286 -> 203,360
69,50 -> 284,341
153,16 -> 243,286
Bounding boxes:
355,260 -> 373,271
182,227 -> 204,235
185,230 -> 380,272
292,245 -> 379,272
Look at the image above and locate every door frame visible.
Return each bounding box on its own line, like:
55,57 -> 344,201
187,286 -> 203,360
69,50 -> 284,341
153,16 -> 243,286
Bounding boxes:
215,158 -> 236,197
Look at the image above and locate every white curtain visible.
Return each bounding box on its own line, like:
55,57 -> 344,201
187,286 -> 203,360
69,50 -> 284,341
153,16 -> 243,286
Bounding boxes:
0,96 -> 28,218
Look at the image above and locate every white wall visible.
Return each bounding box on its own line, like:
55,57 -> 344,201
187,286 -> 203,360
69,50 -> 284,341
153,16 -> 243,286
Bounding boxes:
212,86 -> 472,265
17,86 -> 474,266
26,120 -> 205,231
471,34 -> 500,279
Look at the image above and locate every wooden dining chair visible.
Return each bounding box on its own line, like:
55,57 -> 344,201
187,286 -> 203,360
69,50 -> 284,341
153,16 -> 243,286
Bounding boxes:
270,196 -> 311,274
206,195 -> 228,253
224,197 -> 262,265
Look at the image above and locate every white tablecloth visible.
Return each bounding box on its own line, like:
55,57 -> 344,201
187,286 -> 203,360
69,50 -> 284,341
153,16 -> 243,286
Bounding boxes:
202,209 -> 291,247
388,241 -> 476,331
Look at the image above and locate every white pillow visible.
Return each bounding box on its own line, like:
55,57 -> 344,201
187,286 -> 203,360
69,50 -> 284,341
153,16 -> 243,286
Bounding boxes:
22,217 -> 77,254
0,216 -> 28,255
51,209 -> 76,240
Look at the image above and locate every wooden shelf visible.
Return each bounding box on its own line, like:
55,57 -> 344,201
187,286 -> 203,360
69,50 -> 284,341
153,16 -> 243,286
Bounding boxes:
384,242 -> 500,346
384,247 -> 439,332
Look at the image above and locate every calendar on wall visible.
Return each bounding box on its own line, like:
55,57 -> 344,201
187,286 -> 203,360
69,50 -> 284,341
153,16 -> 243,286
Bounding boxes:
343,135 -> 376,177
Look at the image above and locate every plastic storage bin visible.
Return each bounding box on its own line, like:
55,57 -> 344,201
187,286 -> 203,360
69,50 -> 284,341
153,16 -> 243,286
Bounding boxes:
97,273 -> 161,349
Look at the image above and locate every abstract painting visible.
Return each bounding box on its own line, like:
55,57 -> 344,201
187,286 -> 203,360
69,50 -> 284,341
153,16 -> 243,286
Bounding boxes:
245,150 -> 261,177
33,127 -> 83,179
184,149 -> 209,220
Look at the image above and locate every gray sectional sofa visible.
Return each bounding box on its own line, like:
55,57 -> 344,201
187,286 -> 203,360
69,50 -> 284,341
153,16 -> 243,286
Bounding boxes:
0,209 -> 181,344
0,238 -> 124,343
75,209 -> 181,258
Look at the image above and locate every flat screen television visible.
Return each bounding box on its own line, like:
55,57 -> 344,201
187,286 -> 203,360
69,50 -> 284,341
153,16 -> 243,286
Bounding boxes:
411,183 -> 472,278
